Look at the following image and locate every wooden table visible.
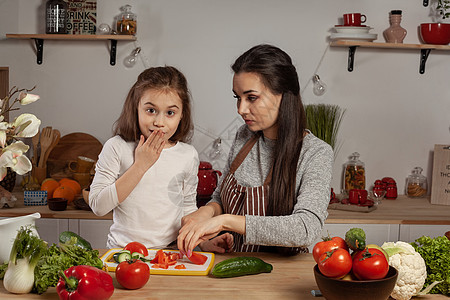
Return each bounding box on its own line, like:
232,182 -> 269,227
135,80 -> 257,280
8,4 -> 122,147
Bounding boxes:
1,192 -> 450,225
0,252 -> 447,299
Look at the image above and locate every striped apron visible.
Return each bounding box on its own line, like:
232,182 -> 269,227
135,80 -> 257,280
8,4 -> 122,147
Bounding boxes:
220,135 -> 307,254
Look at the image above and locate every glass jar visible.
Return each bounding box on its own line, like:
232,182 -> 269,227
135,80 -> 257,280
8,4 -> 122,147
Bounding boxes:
46,0 -> 68,34
116,5 -> 137,35
343,152 -> 366,194
406,167 -> 427,198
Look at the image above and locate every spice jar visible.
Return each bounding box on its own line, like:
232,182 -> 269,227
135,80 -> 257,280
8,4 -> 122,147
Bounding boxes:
343,152 -> 366,194
116,4 -> 137,35
406,167 -> 427,198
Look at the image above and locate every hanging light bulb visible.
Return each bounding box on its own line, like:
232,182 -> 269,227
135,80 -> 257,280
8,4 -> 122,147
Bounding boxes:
312,74 -> 327,96
123,47 -> 141,68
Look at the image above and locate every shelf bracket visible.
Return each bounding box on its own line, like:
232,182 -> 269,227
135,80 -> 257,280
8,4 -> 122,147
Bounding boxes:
347,46 -> 357,72
419,49 -> 431,74
423,0 -> 429,6
109,39 -> 117,66
34,38 -> 44,65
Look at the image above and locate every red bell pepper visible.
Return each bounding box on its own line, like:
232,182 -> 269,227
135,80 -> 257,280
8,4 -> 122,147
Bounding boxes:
56,265 -> 114,300
187,252 -> 208,265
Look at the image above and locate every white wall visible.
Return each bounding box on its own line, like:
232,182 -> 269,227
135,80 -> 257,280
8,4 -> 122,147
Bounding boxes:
1,0 -> 449,194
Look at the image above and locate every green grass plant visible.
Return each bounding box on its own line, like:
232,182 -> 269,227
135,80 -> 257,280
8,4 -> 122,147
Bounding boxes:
305,104 -> 345,154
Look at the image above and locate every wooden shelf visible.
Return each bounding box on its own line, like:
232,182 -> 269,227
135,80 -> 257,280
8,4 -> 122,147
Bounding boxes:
330,40 -> 450,74
6,34 -> 137,66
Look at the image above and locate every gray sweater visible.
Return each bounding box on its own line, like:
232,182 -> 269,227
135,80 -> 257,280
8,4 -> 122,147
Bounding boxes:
210,125 -> 333,248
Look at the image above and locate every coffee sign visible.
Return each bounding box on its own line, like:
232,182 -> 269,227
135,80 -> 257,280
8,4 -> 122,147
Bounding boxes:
65,0 -> 96,35
431,144 -> 450,205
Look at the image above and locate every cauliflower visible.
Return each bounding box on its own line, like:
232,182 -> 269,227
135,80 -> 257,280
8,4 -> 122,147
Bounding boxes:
381,241 -> 427,300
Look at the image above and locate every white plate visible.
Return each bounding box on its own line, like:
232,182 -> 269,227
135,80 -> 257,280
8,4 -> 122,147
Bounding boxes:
334,26 -> 373,34
330,33 -> 377,41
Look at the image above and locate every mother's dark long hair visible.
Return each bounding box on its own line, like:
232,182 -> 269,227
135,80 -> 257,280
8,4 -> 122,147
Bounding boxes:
231,44 -> 306,217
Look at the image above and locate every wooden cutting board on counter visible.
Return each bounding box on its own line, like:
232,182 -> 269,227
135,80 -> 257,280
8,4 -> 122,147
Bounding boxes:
101,249 -> 215,276
47,132 -> 103,179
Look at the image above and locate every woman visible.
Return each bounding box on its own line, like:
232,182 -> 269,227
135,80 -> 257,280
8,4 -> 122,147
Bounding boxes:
178,44 -> 333,256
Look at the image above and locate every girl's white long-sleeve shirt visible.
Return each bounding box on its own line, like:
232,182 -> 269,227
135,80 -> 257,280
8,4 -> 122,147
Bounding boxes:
89,135 -> 199,249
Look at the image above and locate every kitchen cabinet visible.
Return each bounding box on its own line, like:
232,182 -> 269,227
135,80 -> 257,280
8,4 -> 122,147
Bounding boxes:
330,40 -> 450,74
5,34 -> 136,66
79,219 -> 113,249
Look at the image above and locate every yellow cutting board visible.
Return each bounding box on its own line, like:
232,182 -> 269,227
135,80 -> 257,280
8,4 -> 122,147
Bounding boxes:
100,248 -> 215,276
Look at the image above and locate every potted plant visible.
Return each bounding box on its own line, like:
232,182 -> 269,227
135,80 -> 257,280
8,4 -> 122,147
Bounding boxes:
436,0 -> 450,20
420,0 -> 450,45
304,104 -> 345,156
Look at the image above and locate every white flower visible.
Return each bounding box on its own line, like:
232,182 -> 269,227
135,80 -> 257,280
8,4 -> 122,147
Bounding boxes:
19,92 -> 40,105
0,122 -> 8,148
12,113 -> 41,138
0,86 -> 40,181
0,141 -> 32,179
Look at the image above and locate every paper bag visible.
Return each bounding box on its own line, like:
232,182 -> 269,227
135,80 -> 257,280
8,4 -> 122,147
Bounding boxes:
431,144 -> 450,205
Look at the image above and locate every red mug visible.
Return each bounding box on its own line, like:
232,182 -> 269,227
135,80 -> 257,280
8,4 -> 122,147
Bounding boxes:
349,189 -> 368,204
343,13 -> 367,26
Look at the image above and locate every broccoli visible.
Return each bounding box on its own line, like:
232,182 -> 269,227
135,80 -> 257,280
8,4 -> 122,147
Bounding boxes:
345,228 -> 366,251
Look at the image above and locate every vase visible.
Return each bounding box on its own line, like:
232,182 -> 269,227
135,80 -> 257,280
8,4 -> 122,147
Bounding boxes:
0,167 -> 17,192
383,10 -> 407,43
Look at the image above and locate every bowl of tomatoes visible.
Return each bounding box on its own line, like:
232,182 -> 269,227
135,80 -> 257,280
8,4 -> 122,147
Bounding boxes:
314,264 -> 398,300
312,233 -> 398,300
313,240 -> 397,300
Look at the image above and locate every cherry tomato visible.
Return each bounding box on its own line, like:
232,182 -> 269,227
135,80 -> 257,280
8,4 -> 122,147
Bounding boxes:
317,248 -> 352,279
115,259 -> 150,290
352,248 -> 389,280
313,236 -> 349,263
124,241 -> 149,257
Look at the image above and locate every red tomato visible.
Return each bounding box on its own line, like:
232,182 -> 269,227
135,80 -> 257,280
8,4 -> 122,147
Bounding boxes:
317,248 -> 352,279
313,236 -> 349,263
115,259 -> 150,290
124,241 -> 149,256
352,248 -> 389,280
187,252 -> 208,265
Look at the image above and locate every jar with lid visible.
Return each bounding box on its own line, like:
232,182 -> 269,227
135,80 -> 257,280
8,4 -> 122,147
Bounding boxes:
343,152 -> 366,194
406,167 -> 427,197
116,5 -> 137,35
46,0 -> 68,34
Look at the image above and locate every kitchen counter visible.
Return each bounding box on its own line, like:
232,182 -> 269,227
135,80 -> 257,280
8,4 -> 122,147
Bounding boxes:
0,251 -> 447,299
1,190 -> 450,225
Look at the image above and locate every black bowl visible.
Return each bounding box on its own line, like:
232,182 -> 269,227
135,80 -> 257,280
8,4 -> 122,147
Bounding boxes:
313,265 -> 398,300
48,198 -> 68,211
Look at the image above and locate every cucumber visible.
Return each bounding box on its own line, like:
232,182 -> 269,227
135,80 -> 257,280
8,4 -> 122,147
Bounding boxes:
131,252 -> 144,259
59,231 -> 93,250
113,251 -> 132,263
211,257 -> 273,278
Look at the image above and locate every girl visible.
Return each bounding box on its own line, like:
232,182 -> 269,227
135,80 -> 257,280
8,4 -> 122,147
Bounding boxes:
178,44 -> 333,255
89,66 -> 200,249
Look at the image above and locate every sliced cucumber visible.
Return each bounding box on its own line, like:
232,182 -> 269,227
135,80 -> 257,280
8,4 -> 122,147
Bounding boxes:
113,251 -> 132,263
131,252 -> 144,259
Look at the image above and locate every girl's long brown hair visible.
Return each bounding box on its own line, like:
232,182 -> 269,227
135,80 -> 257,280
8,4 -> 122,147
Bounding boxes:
113,66 -> 193,143
231,44 -> 306,217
